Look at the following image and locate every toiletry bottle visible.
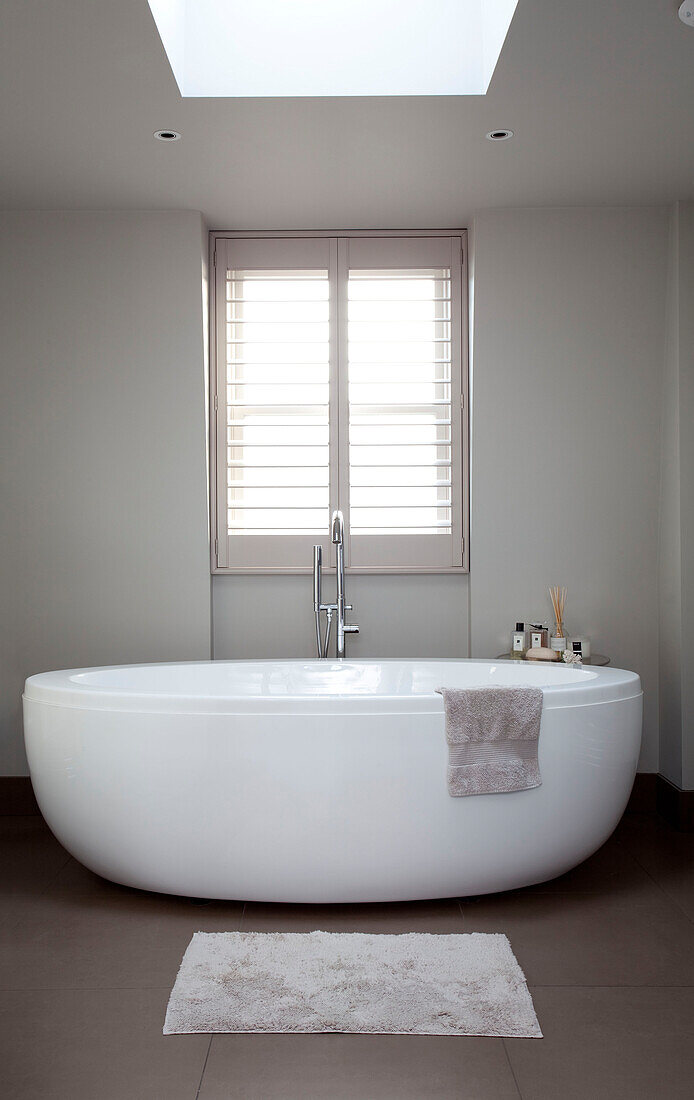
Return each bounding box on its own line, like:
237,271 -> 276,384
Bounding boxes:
570,636 -> 591,660
511,622 -> 527,659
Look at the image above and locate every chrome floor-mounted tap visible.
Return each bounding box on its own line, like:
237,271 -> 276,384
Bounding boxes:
313,510 -> 359,659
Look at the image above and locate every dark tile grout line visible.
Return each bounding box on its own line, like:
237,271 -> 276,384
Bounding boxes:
453,834 -> 694,919
7,872 -> 693,922
0,990 -> 184,998
37,852 -> 73,894
635,868 -> 694,925
194,1035 -> 213,1100
526,983 -> 694,989
2,982 -> 694,994
622,848 -> 694,926
458,886 -> 694,912
501,1038 -> 524,1099
0,850 -> 74,931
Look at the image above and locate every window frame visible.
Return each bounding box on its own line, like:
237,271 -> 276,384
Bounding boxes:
209,229 -> 469,575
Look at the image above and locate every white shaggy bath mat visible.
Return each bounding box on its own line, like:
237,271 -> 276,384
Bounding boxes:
164,931 -> 541,1037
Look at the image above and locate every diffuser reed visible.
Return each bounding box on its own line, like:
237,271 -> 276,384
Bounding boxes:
548,585 -> 567,652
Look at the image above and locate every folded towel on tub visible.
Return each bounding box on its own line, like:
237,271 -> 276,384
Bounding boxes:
435,686 -> 543,797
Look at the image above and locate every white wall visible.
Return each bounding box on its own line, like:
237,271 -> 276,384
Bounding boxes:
213,207 -> 669,772
658,206 -> 684,786
679,204 -> 694,789
0,206 -> 676,779
0,212 -> 211,775
658,201 -> 694,789
469,207 -> 668,771
213,574 -> 470,660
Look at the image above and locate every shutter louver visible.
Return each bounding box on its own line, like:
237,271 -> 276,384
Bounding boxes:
226,267 -> 330,537
347,268 -> 453,535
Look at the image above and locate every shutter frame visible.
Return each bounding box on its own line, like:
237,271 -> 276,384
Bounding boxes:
215,236 -> 336,571
210,231 -> 469,574
344,236 -> 465,571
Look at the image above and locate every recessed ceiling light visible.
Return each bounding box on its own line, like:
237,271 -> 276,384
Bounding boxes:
154,129 -> 181,141
147,0 -> 520,97
679,3 -> 694,27
486,129 -> 514,141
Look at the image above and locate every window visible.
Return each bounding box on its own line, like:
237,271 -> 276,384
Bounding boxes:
211,233 -> 468,572
148,1 -> 519,97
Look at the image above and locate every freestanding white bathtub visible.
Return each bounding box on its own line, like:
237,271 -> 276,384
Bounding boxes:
23,659 -> 642,903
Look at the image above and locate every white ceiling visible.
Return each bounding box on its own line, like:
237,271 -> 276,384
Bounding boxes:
1,0 -> 693,229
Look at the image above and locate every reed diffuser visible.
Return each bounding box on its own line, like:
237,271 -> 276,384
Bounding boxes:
548,585 -> 567,655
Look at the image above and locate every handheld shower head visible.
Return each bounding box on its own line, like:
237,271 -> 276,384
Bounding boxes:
312,544 -> 322,612
331,509 -> 344,545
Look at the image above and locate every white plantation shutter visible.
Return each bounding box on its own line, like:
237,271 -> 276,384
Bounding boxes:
212,233 -> 467,572
215,237 -> 337,570
341,236 -> 464,570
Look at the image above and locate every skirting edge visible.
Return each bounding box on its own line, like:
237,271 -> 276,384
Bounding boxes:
656,774 -> 694,832
627,772 -> 657,813
0,776 -> 39,815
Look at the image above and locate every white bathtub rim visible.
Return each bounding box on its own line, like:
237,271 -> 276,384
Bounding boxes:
23,658 -> 642,716
22,693 -> 643,719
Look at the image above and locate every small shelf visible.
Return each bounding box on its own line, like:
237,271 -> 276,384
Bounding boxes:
495,653 -> 610,666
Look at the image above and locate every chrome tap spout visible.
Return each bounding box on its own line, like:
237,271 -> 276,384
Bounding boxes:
331,510 -> 359,659
312,512 -> 359,659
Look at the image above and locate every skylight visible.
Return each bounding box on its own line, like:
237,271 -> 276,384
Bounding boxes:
147,0 -> 519,97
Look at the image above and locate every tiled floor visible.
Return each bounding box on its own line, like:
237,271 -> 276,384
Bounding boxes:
1,813 -> 692,1099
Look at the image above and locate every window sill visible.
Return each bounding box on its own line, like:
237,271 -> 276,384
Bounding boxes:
212,565 -> 470,576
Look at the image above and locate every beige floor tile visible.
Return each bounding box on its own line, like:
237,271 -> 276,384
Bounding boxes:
241,899 -> 466,934
615,813 -> 694,920
459,882 -> 694,985
0,816 -> 71,900
1,812 -> 692,1098
522,833 -> 657,896
0,987 -> 209,1100
0,890 -> 243,990
505,986 -> 694,1100
198,1032 -> 520,1100
47,855 -> 140,896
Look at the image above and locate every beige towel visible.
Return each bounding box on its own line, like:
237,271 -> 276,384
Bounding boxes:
436,686 -> 543,797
